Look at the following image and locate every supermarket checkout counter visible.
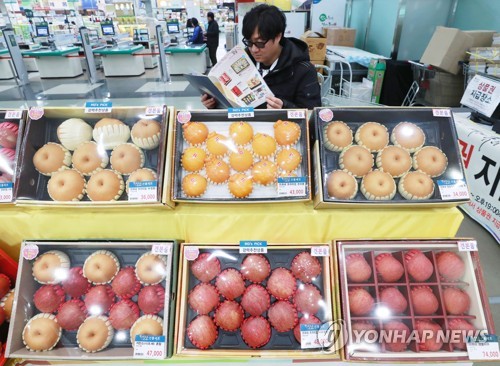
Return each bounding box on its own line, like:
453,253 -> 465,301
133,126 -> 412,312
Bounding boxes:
0,48 -> 15,79
18,43 -> 41,72
93,44 -> 145,77
165,43 -> 207,75
134,40 -> 158,69
21,46 -> 82,78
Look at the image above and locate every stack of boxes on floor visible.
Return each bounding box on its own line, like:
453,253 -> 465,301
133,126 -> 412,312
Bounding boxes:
420,26 -> 496,106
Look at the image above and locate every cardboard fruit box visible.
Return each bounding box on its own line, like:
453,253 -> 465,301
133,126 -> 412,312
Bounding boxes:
336,238 -> 494,362
175,243 -> 341,359
6,240 -> 179,360
311,107 -> 469,208
15,106 -> 174,207
171,109 -> 311,203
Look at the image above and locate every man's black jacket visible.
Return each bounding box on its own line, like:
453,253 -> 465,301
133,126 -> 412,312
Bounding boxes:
206,20 -> 219,46
246,37 -> 322,109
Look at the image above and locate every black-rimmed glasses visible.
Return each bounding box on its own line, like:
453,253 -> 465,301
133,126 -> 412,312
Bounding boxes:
242,38 -> 269,49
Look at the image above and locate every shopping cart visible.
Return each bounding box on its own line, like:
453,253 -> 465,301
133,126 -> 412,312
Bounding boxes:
402,61 -> 436,106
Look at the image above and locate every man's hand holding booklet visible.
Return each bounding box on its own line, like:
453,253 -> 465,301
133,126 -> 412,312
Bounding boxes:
184,46 -> 274,108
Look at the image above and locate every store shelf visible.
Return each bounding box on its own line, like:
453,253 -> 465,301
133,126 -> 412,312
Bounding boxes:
0,203 -> 463,261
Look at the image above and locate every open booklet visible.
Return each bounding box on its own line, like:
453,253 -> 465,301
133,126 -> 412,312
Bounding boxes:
184,46 -> 274,108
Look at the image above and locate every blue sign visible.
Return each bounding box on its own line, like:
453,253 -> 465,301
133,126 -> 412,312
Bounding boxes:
278,177 -> 307,184
228,107 -> 254,114
129,181 -> 158,189
240,241 -> 267,248
300,324 -> 321,332
85,101 -> 112,109
0,183 -> 13,189
135,335 -> 165,343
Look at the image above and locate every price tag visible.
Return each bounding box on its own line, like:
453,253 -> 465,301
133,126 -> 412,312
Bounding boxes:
467,334 -> 500,360
432,109 -> 452,117
460,75 -> 500,118
277,177 -> 307,197
85,101 -> 113,114
152,243 -> 171,256
437,179 -> 470,200
458,240 -> 478,252
145,105 -> 163,115
228,107 -> 254,119
239,241 -> 267,254
300,324 -> 323,349
287,110 -> 306,119
127,180 -> 158,202
134,335 -> 166,359
5,110 -> 22,119
0,182 -> 13,202
311,246 -> 330,257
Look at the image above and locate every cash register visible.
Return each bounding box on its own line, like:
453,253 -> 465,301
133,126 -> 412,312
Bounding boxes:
167,22 -> 180,45
101,22 -> 117,47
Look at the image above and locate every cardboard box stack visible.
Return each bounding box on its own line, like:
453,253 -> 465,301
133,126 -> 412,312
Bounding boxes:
420,26 -> 496,106
322,27 -> 356,47
300,30 -> 327,67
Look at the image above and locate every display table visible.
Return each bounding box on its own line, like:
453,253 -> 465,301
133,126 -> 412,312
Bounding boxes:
22,46 -> 83,78
165,44 -> 207,75
0,48 -> 15,80
0,203 -> 463,261
93,45 -> 145,77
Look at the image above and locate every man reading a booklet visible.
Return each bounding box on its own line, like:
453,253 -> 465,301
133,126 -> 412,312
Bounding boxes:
201,4 -> 321,110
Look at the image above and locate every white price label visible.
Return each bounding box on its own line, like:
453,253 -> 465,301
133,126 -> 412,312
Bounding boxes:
458,240 -> 478,252
0,182 -> 13,202
85,101 -> 112,114
277,177 -> 307,197
239,241 -> 267,254
300,324 -> 327,349
437,179 -> 470,200
311,246 -> 330,257
5,110 -> 22,119
467,334 -> 500,360
128,180 -> 158,202
145,105 -> 163,115
152,243 -> 171,256
287,110 -> 306,119
432,109 -> 452,117
228,107 -> 254,119
134,335 -> 166,359
460,75 -> 500,118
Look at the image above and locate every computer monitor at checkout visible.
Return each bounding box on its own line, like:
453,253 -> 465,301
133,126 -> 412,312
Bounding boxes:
101,24 -> 115,36
167,23 -> 180,34
36,25 -> 49,37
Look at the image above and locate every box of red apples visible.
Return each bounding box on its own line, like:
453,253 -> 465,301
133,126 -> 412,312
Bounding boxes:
175,243 -> 341,359
336,239 -> 494,361
6,240 -> 178,360
0,109 -> 26,204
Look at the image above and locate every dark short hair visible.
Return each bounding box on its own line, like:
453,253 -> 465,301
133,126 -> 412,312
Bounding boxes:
207,12 -> 214,19
191,17 -> 199,26
242,4 -> 286,43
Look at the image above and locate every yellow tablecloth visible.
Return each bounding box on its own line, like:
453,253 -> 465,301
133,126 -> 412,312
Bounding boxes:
0,203 -> 463,261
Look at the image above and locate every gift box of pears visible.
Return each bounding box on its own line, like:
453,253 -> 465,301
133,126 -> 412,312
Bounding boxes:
171,109 -> 311,203
336,238 -> 494,362
15,106 -> 172,206
311,107 -> 469,208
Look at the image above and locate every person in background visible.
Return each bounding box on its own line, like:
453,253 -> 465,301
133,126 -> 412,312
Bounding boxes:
205,11 -> 220,66
188,18 -> 204,44
201,4 -> 321,109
